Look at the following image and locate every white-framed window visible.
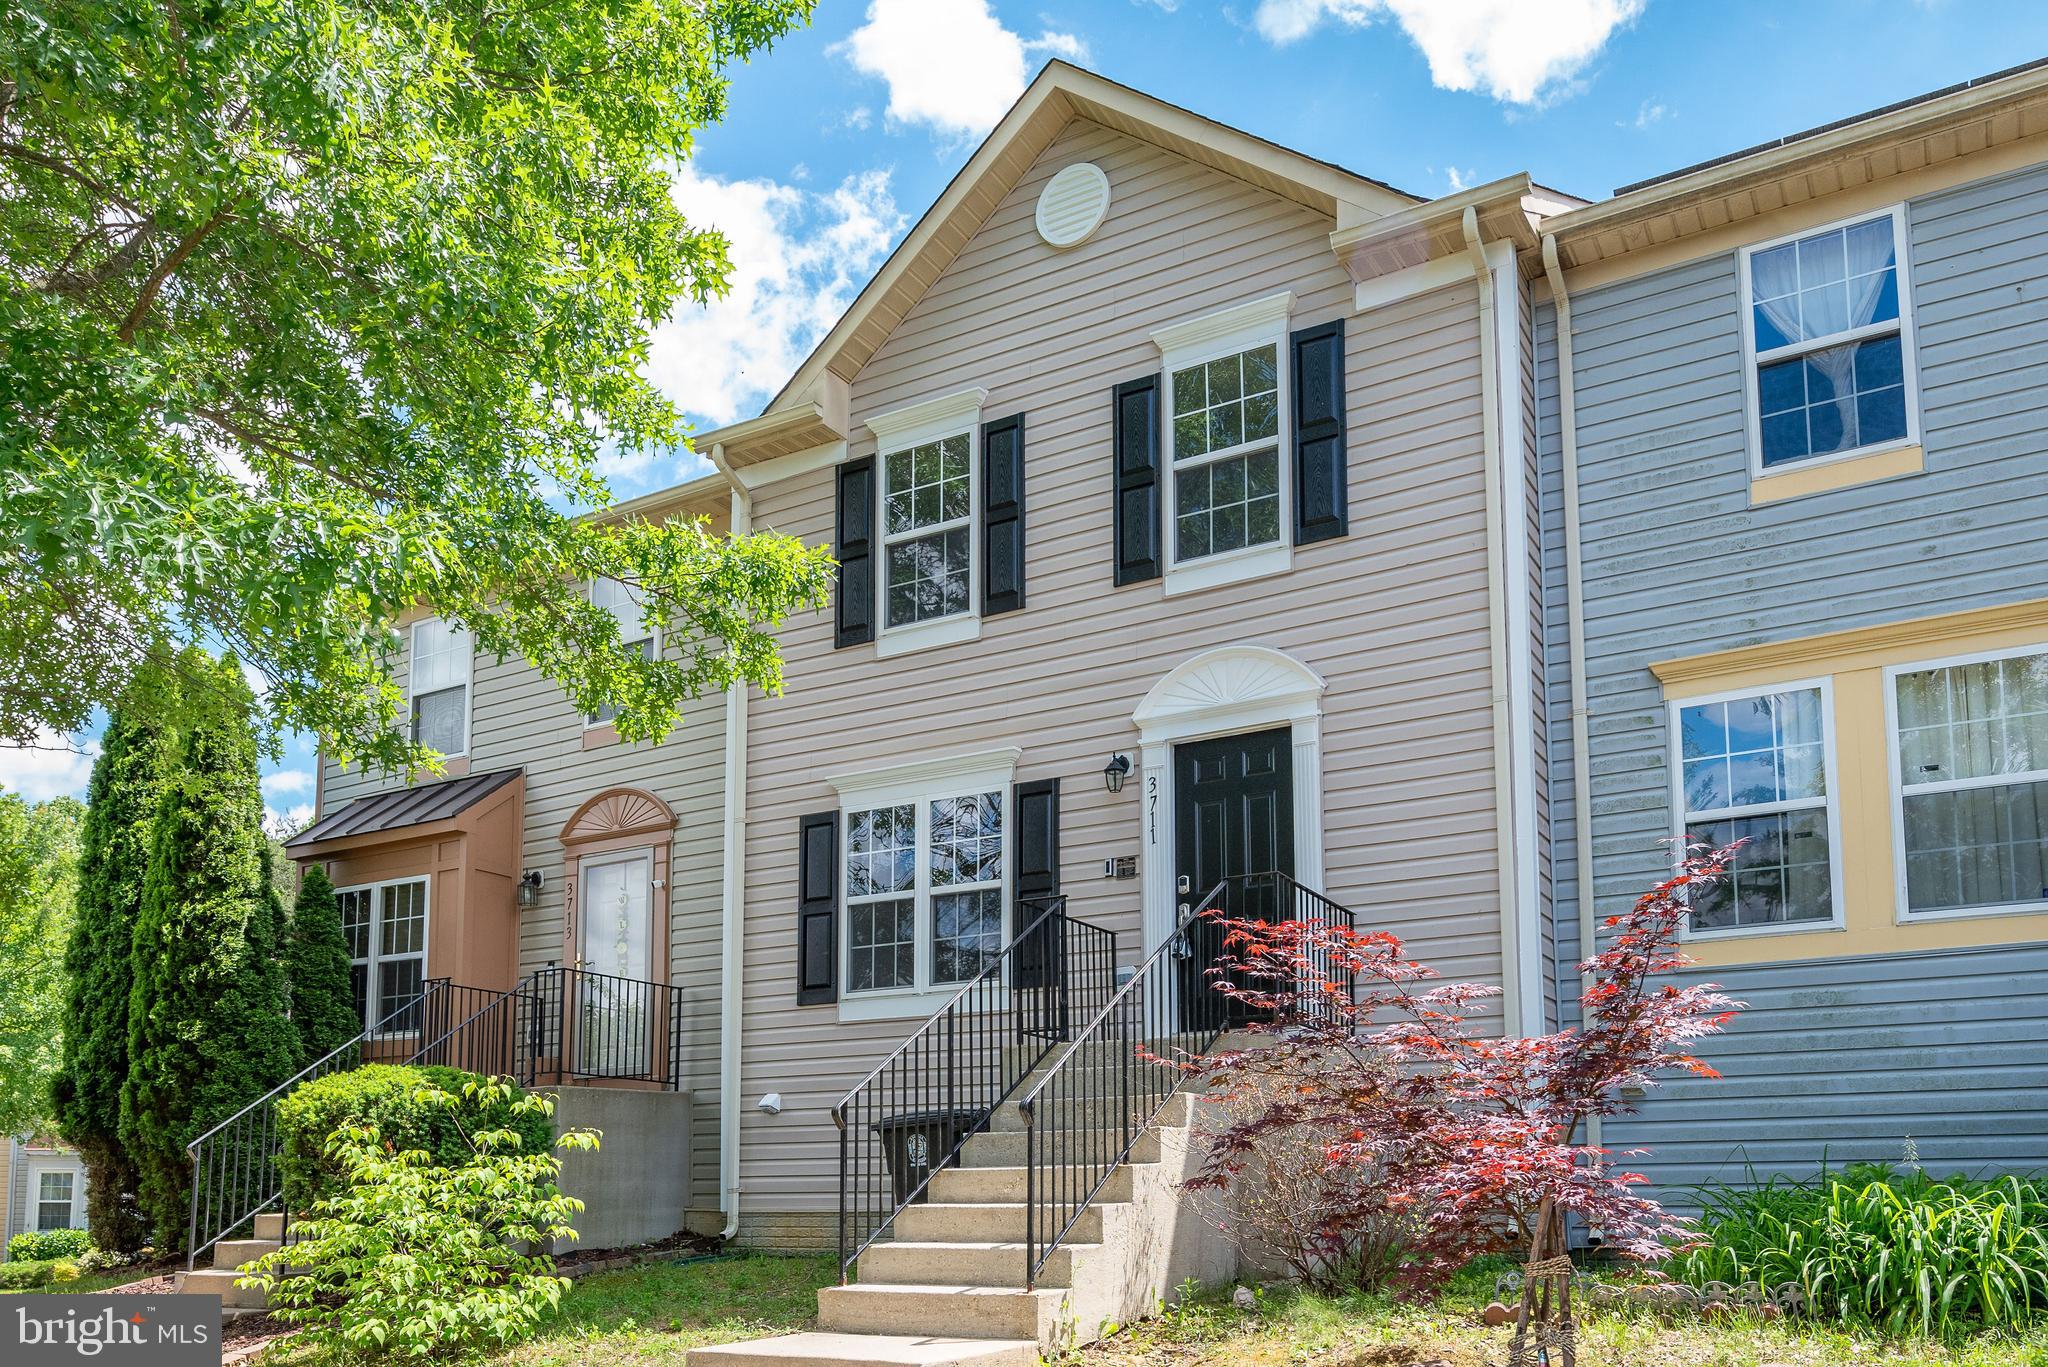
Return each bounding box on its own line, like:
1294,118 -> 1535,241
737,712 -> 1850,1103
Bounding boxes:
409,617 -> 471,757
865,388 -> 987,657
1669,681 -> 1843,936
587,577 -> 657,727
336,877 -> 430,1032
1888,642 -> 2048,920
1740,205 -> 1919,475
833,749 -> 1015,1018
1152,292 -> 1293,595
36,1170 -> 78,1231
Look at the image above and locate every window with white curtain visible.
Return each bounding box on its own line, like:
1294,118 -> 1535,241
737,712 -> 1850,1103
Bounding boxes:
1673,684 -> 1839,933
37,1171 -> 78,1230
409,617 -> 471,756
336,878 -> 429,1030
1742,207 -> 1918,471
587,578 -> 657,726
1892,645 -> 2048,916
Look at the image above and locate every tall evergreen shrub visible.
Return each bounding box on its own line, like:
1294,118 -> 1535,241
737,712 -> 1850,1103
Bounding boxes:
120,654 -> 301,1243
50,663 -> 184,1252
285,864 -> 361,1063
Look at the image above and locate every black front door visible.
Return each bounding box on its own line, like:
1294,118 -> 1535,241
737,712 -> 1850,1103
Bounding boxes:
1174,727 -> 1293,1025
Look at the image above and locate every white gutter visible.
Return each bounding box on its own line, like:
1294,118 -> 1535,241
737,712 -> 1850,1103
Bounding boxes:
1461,206 -> 1526,1038
706,441 -> 751,1242
1540,235 -> 1599,1155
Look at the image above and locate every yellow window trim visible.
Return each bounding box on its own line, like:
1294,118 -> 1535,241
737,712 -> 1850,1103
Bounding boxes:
1655,596 -> 2048,966
1750,443 -> 1923,506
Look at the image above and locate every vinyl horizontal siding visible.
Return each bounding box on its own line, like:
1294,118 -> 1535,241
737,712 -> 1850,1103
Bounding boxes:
1540,157 -> 2048,1175
735,118 -> 1503,1216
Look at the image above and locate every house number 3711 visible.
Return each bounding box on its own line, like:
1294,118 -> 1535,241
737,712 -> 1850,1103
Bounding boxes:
1147,773 -> 1159,845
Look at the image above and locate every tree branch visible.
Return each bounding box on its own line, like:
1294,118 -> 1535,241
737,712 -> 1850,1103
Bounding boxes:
117,196 -> 242,342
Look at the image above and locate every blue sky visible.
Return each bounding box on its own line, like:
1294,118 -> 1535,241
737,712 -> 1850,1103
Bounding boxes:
6,0 -> 2046,823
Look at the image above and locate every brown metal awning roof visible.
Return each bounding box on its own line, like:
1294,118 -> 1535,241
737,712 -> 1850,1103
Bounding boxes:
287,768 -> 523,850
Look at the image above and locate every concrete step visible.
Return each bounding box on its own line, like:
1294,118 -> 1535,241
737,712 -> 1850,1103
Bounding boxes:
178,1267 -> 269,1309
252,1212 -> 285,1241
927,1163 -> 1138,1206
960,1128 -> 1158,1167
892,1200 -> 1113,1245
989,1088 -> 1190,1133
212,1238 -> 281,1270
857,1240 -> 1090,1289
687,1332 -> 1037,1367
817,1284 -> 1067,1343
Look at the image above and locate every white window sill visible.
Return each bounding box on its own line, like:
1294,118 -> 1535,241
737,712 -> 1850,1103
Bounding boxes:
1897,900 -> 2048,924
875,613 -> 982,658
1678,917 -> 1842,944
1162,540 -> 1292,598
837,985 -> 1000,1023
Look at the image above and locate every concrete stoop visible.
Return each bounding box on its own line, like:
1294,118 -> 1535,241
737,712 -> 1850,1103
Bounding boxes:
176,1211 -> 287,1309
689,1084 -> 1232,1367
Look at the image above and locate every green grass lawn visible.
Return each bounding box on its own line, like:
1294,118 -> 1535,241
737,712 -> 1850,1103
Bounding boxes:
0,1267 -> 160,1295
248,1252 -> 2048,1367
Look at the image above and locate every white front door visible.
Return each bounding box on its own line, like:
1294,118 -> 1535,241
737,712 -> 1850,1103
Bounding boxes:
575,852 -> 655,1076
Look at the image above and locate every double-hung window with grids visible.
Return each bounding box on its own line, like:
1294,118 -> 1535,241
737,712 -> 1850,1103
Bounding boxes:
843,789 -> 1006,1000
1891,644 -> 2048,918
336,877 -> 429,1031
1672,684 -> 1840,934
588,577 -> 658,727
881,432 -> 974,630
1742,207 -> 1918,472
409,617 -> 471,757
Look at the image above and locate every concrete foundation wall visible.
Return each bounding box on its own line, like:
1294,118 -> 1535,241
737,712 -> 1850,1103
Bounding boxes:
553,1086 -> 691,1252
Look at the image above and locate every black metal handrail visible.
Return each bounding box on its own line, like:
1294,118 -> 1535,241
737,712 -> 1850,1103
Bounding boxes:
183,977 -> 487,1270
831,895 -> 1115,1282
519,966 -> 688,1087
1016,872 -> 1359,1288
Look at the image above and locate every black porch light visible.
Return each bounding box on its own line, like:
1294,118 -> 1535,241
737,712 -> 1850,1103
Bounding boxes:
517,869 -> 545,909
1103,753 -> 1132,794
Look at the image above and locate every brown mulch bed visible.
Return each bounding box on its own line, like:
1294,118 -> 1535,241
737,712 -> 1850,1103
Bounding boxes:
554,1229 -> 724,1279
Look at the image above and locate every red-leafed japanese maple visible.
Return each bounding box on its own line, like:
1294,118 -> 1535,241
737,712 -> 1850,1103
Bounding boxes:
1181,842 -> 1745,1294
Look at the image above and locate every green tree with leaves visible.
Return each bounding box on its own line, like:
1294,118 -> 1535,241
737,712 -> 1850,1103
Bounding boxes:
1,0 -> 834,775
50,661 -> 187,1252
121,653 -> 301,1243
0,790 -> 83,1138
285,864 -> 361,1064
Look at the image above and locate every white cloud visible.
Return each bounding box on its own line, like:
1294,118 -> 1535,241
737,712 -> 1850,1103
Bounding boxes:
262,768 -> 313,799
839,0 -> 1089,140
264,802 -> 315,841
0,731 -> 100,803
1252,0 -> 1646,105
644,167 -> 904,433
1621,98 -> 1667,130
1444,166 -> 1475,191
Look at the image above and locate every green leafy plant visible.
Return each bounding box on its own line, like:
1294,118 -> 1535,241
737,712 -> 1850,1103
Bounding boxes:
241,1078 -> 597,1360
0,1259 -> 56,1289
275,1064 -> 554,1211
1673,1165 -> 2048,1338
285,865 -> 364,1064
7,1227 -> 93,1262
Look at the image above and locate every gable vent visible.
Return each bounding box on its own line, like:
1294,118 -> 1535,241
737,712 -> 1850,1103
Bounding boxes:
1035,163 -> 1111,249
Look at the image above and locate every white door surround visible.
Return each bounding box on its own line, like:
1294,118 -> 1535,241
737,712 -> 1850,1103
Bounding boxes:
1131,645 -> 1327,954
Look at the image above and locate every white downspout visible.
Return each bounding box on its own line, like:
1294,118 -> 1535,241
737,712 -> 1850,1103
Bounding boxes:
1462,206 -> 1523,1038
1541,234 -> 1599,1156
707,441 -> 751,1241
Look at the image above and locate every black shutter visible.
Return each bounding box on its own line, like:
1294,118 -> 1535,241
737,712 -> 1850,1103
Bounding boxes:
1010,777 -> 1061,991
982,413 -> 1026,616
1111,375 -> 1161,585
1290,318 -> 1349,545
797,811 -> 839,1005
834,458 -> 875,648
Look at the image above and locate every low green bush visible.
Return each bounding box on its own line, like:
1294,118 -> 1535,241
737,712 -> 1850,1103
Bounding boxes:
1673,1163 -> 2048,1338
0,1259 -> 56,1290
241,1077 -> 599,1360
276,1064 -> 554,1209
7,1228 -> 93,1263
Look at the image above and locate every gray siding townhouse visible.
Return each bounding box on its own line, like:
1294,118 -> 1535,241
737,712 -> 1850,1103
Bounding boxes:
274,63 -> 2048,1317
1533,61 -> 2048,1192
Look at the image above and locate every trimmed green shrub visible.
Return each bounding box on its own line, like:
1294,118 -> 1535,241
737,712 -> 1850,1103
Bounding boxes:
286,865 -> 363,1063
52,666 -> 185,1252
121,652 -> 303,1245
242,1079 -> 598,1360
1673,1163 -> 2048,1338
0,1259 -> 56,1290
7,1228 -> 93,1263
276,1065 -> 555,1210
